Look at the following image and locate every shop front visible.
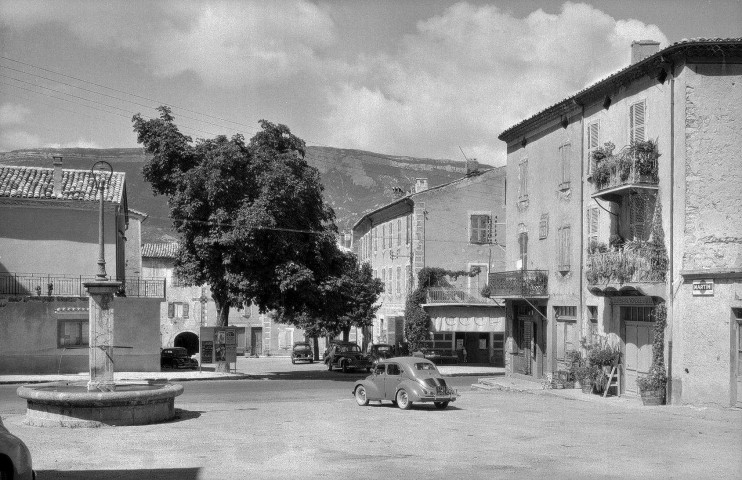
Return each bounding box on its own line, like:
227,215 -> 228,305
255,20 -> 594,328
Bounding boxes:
425,305 -> 505,365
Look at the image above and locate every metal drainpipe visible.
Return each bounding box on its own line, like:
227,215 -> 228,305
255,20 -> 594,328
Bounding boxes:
667,70 -> 675,404
579,104 -> 585,357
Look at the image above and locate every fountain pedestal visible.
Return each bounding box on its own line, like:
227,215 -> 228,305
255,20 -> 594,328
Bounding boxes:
84,280 -> 120,392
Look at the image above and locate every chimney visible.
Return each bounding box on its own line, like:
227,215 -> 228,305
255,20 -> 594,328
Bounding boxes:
52,155 -> 63,197
631,40 -> 660,64
414,178 -> 428,193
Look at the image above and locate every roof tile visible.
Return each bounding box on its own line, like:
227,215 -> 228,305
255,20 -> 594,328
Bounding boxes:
0,165 -> 125,204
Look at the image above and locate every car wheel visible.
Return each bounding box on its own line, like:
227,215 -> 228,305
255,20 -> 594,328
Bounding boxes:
396,389 -> 412,410
355,386 -> 369,406
341,360 -> 348,373
434,401 -> 449,409
310,359 -> 314,364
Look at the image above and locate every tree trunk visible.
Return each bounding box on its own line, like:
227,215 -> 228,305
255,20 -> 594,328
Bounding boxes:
313,337 -> 320,361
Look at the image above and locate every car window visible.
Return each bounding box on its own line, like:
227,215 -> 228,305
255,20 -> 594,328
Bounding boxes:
414,363 -> 438,371
294,345 -> 311,351
374,364 -> 386,375
386,364 -> 401,376
378,346 -> 390,352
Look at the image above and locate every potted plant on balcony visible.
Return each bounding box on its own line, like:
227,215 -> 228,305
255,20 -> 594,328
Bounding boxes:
637,303 -> 667,405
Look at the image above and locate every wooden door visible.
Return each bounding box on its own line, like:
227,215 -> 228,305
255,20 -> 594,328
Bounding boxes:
625,321 -> 653,395
251,328 -> 263,356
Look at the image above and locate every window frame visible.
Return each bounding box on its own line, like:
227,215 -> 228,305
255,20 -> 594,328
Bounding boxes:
469,213 -> 492,245
518,158 -> 529,200
559,142 -> 572,189
586,120 -> 600,174
629,99 -> 646,144
57,318 -> 89,348
539,213 -> 549,240
557,225 -> 572,272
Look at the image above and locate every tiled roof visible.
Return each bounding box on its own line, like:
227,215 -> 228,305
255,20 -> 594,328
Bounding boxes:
0,165 -> 126,204
499,38 -> 742,142
141,242 -> 179,258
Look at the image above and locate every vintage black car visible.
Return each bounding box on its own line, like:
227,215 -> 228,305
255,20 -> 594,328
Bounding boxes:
324,342 -> 373,373
368,343 -> 393,364
291,342 -> 314,364
161,347 -> 199,370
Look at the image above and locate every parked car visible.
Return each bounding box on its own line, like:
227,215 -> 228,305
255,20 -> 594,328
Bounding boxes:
368,343 -> 393,364
324,342 -> 373,373
420,347 -> 459,364
161,347 -> 199,370
291,342 -> 314,364
352,357 -> 459,410
0,416 -> 35,480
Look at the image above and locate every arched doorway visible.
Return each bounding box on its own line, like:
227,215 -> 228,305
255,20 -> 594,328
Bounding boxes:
174,331 -> 199,356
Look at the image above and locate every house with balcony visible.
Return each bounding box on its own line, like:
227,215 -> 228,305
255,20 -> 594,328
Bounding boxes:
352,167 -> 507,364
495,38 -> 742,406
0,157 -> 163,373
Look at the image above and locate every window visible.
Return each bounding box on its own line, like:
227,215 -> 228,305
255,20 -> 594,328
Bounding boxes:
58,319 -> 89,347
387,364 -> 401,376
396,266 -> 402,296
587,306 -> 599,344
397,219 -> 401,246
519,159 -> 528,198
470,214 -> 492,244
406,265 -> 412,292
587,121 -> 600,173
587,207 -> 599,247
388,267 -> 393,297
629,192 -> 654,240
518,232 -> 528,270
279,328 -> 294,350
373,227 -> 378,253
382,224 -> 386,250
559,143 -> 571,188
555,306 -> 577,362
620,306 -> 655,322
558,226 -> 571,272
630,100 -> 646,143
167,302 -> 189,319
468,263 -> 488,292
381,269 -> 386,296
539,214 -> 549,240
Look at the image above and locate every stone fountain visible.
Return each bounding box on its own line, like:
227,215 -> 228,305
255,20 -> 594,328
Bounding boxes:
16,159 -> 183,427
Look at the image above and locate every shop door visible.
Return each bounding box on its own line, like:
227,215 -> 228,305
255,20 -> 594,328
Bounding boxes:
625,321 -> 653,395
518,320 -> 533,375
251,328 -> 263,356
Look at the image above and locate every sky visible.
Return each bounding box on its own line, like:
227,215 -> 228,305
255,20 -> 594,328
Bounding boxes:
0,0 -> 740,166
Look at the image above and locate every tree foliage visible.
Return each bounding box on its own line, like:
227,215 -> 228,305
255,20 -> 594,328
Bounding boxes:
272,252 -> 384,341
132,107 -> 339,325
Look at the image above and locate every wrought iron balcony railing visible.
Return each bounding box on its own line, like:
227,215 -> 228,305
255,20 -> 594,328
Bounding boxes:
0,273 -> 166,298
488,270 -> 549,297
586,248 -> 666,285
592,143 -> 659,195
425,286 -> 495,305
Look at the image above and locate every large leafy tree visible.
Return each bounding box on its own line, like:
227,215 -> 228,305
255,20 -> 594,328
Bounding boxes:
132,107 -> 339,326
273,252 -> 384,343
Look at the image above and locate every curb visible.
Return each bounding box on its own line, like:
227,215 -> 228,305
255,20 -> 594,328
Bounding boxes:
0,374 -> 255,385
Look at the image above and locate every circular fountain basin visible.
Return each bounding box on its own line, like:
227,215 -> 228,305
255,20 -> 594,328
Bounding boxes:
17,381 -> 184,427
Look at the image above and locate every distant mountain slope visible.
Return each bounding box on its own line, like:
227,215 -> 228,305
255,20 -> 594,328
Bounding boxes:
0,147 -> 468,242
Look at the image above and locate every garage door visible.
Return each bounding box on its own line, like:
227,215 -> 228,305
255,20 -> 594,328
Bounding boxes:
624,321 -> 653,395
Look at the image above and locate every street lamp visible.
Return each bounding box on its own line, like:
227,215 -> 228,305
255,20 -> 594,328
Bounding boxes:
91,161 -> 113,280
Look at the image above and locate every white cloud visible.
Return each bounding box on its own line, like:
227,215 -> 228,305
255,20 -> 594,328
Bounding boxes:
324,2 -> 667,164
0,130 -> 41,151
44,139 -> 101,149
0,103 -> 31,125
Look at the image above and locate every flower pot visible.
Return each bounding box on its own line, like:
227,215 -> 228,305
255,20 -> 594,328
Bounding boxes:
581,383 -> 593,394
640,388 -> 666,406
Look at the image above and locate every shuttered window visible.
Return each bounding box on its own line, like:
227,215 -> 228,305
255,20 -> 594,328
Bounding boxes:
587,121 -> 600,173
373,227 -> 377,253
470,214 -> 492,244
381,269 -> 386,296
396,266 -> 402,296
558,226 -> 571,272
539,214 -> 549,239
382,224 -> 386,250
406,215 -> 410,244
397,219 -> 401,246
629,193 -> 654,241
519,160 -> 528,198
168,302 -> 175,318
630,100 -> 646,143
555,306 -> 577,362
587,207 -> 599,246
559,143 -> 571,187
518,232 -> 528,269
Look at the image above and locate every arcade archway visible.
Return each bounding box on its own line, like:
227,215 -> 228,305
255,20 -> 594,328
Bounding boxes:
174,331 -> 199,356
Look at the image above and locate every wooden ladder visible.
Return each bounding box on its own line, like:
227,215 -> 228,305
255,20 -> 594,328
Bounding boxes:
603,364 -> 621,397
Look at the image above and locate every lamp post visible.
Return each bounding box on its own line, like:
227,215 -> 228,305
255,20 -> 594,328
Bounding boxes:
91,161 -> 113,280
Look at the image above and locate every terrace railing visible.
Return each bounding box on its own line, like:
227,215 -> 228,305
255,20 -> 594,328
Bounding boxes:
592,144 -> 659,194
0,273 -> 165,298
426,286 -> 495,305
586,248 -> 666,285
488,270 -> 549,297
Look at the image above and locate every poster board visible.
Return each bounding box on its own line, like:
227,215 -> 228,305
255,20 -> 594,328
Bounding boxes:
200,326 -> 238,370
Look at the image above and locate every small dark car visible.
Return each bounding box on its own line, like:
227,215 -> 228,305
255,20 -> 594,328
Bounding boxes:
291,342 -> 314,364
368,343 -> 393,364
324,342 -> 373,373
161,347 -> 198,370
352,357 -> 459,410
0,416 -> 34,480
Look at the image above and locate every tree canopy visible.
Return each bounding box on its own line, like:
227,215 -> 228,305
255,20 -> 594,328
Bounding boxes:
132,107 -> 339,325
272,251 -> 384,341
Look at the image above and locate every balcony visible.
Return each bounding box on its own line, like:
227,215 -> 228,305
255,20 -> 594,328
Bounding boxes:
0,273 -> 166,298
425,287 -> 496,305
591,141 -> 659,201
488,270 -> 549,298
586,247 -> 667,286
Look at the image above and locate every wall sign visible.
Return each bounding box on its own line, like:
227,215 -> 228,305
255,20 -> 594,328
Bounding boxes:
692,279 -> 714,296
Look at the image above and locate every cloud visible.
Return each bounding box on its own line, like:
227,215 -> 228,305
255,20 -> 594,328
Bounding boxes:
0,103 -> 31,125
44,139 -> 101,149
324,2 -> 667,164
0,130 -> 41,151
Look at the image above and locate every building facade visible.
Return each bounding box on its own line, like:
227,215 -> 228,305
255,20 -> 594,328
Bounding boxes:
494,38 -> 742,406
353,168 -> 507,364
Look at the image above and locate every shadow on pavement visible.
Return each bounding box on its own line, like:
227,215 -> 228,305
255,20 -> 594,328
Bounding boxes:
249,369 -> 372,382
37,467 -> 200,479
169,408 -> 204,423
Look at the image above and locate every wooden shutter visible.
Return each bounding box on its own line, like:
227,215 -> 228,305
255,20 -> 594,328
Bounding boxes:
183,303 -> 189,319
560,143 -> 571,185
559,226 -> 571,271
630,101 -> 646,143
587,122 -> 599,173
167,302 -> 175,318
588,208 -> 599,245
